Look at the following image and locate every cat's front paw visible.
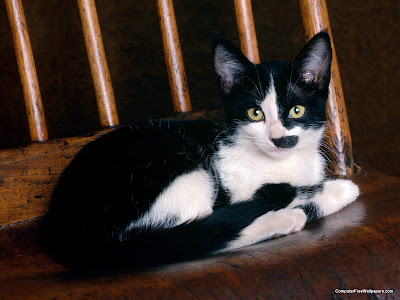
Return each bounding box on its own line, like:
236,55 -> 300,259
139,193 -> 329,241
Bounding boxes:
274,208 -> 307,236
313,179 -> 360,217
327,179 -> 360,206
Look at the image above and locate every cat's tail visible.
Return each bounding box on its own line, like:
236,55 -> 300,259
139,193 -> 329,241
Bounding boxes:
84,184 -> 297,269
45,183 -> 296,269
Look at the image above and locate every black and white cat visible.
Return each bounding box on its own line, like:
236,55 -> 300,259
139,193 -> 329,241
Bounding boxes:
47,32 -> 359,268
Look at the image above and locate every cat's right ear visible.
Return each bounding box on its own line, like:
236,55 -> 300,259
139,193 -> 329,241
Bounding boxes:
213,37 -> 253,95
292,31 -> 332,92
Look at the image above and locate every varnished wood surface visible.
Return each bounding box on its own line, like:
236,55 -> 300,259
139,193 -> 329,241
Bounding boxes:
0,129 -> 113,227
4,0 -> 48,142
0,169 -> 399,299
156,0 -> 192,113
234,0 -> 260,64
78,0 -> 119,127
299,0 -> 354,176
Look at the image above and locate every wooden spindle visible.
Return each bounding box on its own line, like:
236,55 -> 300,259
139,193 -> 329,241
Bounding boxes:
299,0 -> 354,176
5,0 -> 48,142
78,0 -> 119,127
155,0 -> 192,113
234,0 -> 260,64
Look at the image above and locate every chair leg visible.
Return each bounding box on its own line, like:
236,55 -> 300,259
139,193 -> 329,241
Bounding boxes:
299,0 -> 355,176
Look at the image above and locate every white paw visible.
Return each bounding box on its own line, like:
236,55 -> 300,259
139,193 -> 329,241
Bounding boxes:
328,179 -> 360,206
273,208 -> 307,236
285,208 -> 307,234
223,208 -> 307,251
313,179 -> 360,216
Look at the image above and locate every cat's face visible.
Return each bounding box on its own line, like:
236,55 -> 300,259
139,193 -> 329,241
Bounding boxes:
213,32 -> 332,158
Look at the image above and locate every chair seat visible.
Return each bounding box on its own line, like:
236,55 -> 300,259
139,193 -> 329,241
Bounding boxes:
1,168 -> 399,299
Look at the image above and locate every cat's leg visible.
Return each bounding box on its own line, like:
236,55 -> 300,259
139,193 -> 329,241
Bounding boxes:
223,207 -> 307,251
219,183 -> 307,252
290,179 -> 360,221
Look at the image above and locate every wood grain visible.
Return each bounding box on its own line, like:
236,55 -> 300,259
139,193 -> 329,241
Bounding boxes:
78,0 -> 119,127
299,0 -> 354,176
1,169 -> 399,298
0,129 -> 112,227
4,0 -> 48,142
155,0 -> 192,113
234,0 -> 260,64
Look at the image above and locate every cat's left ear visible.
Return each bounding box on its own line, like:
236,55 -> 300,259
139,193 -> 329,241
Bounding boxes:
293,31 -> 332,92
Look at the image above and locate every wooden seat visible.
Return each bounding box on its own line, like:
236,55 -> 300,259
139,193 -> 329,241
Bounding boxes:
0,0 -> 399,298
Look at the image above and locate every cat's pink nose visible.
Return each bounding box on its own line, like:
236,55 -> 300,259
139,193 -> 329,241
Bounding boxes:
269,120 -> 286,139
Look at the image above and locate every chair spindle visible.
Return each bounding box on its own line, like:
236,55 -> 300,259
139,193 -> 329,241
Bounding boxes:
78,0 -> 119,127
234,0 -> 260,64
155,0 -> 192,113
5,0 -> 48,142
299,0 -> 354,176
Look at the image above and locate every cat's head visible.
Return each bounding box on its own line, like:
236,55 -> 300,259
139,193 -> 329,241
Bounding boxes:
213,32 -> 332,158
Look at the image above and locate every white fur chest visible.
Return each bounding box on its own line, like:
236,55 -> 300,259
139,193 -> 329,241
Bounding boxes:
214,142 -> 325,203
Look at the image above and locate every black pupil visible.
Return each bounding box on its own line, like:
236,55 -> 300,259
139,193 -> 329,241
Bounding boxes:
254,109 -> 260,116
294,106 -> 300,114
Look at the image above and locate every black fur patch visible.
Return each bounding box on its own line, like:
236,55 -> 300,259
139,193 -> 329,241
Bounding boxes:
297,202 -> 322,222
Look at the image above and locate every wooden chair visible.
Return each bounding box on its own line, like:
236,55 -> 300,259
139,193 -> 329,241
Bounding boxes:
0,0 -> 399,298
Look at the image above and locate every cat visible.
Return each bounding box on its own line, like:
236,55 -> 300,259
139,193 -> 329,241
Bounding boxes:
47,32 -> 359,268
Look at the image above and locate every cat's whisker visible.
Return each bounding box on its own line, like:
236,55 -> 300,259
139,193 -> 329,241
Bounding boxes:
320,146 -> 337,161
254,65 -> 265,99
214,127 -> 232,143
319,141 -> 336,158
286,61 -> 296,100
244,89 -> 262,100
320,138 -> 336,151
286,75 -> 302,100
320,141 -> 339,162
320,149 -> 337,166
242,73 -> 264,100
322,135 -> 336,143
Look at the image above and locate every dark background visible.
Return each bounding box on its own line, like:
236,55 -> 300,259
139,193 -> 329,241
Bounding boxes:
0,0 -> 399,176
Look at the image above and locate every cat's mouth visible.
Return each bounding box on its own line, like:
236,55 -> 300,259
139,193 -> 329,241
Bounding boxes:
255,141 -> 292,158
263,135 -> 299,158
268,146 -> 291,157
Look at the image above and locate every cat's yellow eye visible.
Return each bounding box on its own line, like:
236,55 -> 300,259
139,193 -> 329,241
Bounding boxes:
247,108 -> 264,122
289,105 -> 306,119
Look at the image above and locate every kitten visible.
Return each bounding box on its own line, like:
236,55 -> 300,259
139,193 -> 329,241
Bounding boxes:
47,32 -> 359,268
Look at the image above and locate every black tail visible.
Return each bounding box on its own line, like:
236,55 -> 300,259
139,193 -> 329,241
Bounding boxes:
46,183 -> 296,269
88,184 -> 297,268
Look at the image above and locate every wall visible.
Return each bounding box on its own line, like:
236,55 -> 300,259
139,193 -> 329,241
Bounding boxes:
0,0 -> 399,176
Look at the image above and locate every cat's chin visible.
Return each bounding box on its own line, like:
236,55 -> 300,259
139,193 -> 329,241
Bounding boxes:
268,148 -> 292,159
260,146 -> 292,159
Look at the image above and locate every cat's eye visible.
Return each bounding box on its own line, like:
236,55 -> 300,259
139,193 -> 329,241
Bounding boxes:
289,105 -> 306,119
247,108 -> 264,122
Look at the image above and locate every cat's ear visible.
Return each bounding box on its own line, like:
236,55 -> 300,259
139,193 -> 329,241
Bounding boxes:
213,37 -> 253,95
292,31 -> 332,91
